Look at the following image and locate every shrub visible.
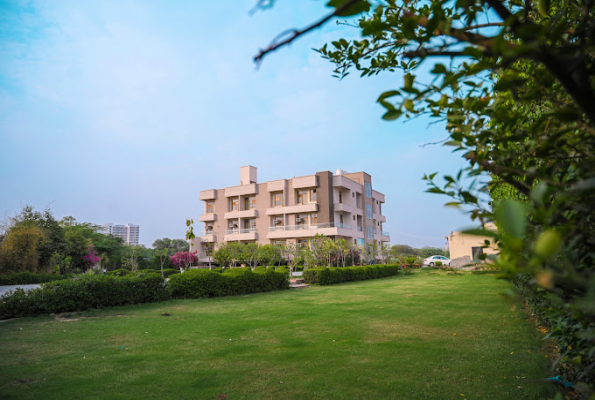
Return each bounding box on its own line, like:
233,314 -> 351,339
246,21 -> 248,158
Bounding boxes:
303,264 -> 400,285
168,268 -> 288,299
106,269 -> 130,277
435,261 -> 443,267
0,273 -> 170,319
0,272 -> 72,285
405,257 -> 416,265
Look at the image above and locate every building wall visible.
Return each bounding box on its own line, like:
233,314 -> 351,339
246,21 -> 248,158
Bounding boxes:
195,167 -> 389,261
447,231 -> 498,260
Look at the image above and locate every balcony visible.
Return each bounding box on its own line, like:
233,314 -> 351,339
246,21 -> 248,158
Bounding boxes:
333,175 -> 361,192
197,232 -> 216,242
224,208 -> 258,219
224,228 -> 258,241
372,190 -> 385,203
199,213 -> 216,222
375,231 -> 390,242
267,179 -> 286,192
266,203 -> 318,216
334,202 -> 355,214
224,183 -> 257,197
292,175 -> 317,189
199,189 -> 217,201
267,222 -> 353,239
375,214 -> 386,223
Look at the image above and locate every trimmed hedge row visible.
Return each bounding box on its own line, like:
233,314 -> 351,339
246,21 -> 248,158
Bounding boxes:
0,273 -> 170,319
303,264 -> 401,285
169,268 -> 289,299
0,272 -> 72,285
107,269 -> 181,278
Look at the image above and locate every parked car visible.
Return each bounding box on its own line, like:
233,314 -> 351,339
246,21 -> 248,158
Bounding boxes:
423,255 -> 451,267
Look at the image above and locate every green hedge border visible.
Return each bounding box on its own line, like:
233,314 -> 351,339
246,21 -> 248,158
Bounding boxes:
302,264 -> 401,285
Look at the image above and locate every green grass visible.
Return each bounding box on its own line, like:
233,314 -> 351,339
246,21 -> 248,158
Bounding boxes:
0,270 -> 556,399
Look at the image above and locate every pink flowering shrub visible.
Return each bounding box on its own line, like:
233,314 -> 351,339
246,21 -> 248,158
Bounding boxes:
170,251 -> 198,270
83,245 -> 100,268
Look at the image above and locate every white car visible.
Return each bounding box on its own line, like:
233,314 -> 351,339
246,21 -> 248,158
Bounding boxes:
423,255 -> 451,267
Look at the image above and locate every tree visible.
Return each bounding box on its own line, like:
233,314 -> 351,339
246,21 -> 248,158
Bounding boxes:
242,243 -> 261,269
379,243 -> 392,264
335,238 -> 352,267
256,0 -> 595,392
260,244 -> 282,266
0,219 -> 46,273
185,219 -> 195,255
170,251 -> 198,271
213,244 -> 232,267
307,234 -> 327,267
152,238 -> 188,254
155,249 -> 169,277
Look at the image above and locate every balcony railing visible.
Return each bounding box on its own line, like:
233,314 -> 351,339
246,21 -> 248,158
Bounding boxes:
357,226 -> 363,232
226,227 -> 257,234
268,222 -> 352,232
197,231 -> 215,236
382,231 -> 390,236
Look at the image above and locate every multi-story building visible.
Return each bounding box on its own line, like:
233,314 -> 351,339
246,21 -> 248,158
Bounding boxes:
192,166 -> 389,263
102,223 -> 140,246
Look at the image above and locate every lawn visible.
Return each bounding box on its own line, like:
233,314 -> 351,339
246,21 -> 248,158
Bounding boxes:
0,270 -> 556,399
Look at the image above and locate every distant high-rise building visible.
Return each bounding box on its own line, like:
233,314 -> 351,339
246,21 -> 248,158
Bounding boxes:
102,223 -> 140,246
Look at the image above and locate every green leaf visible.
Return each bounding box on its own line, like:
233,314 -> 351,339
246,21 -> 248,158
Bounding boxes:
538,0 -> 550,17
377,90 -> 401,102
494,200 -> 527,238
431,64 -> 447,74
382,110 -> 403,120
533,229 -> 562,258
327,0 -> 370,16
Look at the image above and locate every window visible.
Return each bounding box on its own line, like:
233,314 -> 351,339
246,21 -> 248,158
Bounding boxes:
205,243 -> 214,256
297,239 -> 308,248
352,192 -> 355,197
311,213 -> 318,225
358,238 -> 365,247
339,191 -> 343,203
367,226 -> 374,238
206,201 -> 214,214
339,214 -> 344,224
231,198 -> 239,211
205,224 -> 214,233
297,190 -> 308,205
244,219 -> 256,230
245,197 -> 256,210
472,247 -> 484,260
311,189 -> 317,202
366,203 -> 373,219
272,216 -> 284,229
273,192 -> 283,207
273,240 -> 286,246
365,182 -> 372,198
353,215 -> 355,221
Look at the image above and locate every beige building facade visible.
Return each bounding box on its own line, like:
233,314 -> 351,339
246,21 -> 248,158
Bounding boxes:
192,166 -> 390,263
446,223 -> 499,261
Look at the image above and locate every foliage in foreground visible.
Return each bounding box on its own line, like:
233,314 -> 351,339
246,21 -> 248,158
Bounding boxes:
303,264 -> 401,285
255,0 -> 594,392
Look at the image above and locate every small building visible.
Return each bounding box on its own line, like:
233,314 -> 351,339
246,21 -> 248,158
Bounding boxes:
102,223 -> 140,246
446,223 -> 499,264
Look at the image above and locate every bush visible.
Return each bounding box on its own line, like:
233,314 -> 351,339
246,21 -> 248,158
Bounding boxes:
0,273 -> 170,319
106,269 -> 129,277
435,261 -> 443,267
405,257 -> 416,265
303,264 -> 401,285
168,268 -> 288,299
0,272 -> 72,285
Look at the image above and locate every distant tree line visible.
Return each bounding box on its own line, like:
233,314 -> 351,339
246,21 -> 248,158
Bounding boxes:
0,206 -> 189,275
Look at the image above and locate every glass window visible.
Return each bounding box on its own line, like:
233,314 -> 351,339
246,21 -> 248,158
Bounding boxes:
206,201 -> 214,214
311,189 -> 317,202
367,226 -> 374,238
311,213 -> 318,225
231,198 -> 239,211
297,190 -> 308,205
297,239 -> 308,248
273,192 -> 283,207
272,216 -> 284,229
245,197 -> 256,210
358,238 -> 365,247
365,182 -> 372,198
366,203 -> 373,219
339,191 -> 343,203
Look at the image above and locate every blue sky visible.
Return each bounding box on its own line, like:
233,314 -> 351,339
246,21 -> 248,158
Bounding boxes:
0,0 -> 479,248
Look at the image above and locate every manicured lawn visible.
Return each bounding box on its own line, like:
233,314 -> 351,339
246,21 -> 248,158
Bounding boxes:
0,270 -> 556,399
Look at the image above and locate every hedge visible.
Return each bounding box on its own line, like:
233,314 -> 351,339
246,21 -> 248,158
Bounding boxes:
302,264 -> 401,285
106,268 -> 181,278
0,273 -> 170,319
169,268 -> 288,299
0,272 -> 72,285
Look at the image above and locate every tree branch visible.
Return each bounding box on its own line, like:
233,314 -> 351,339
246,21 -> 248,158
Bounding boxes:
465,152 -> 532,197
254,0 -> 362,64
464,22 -> 504,30
484,0 -> 514,21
